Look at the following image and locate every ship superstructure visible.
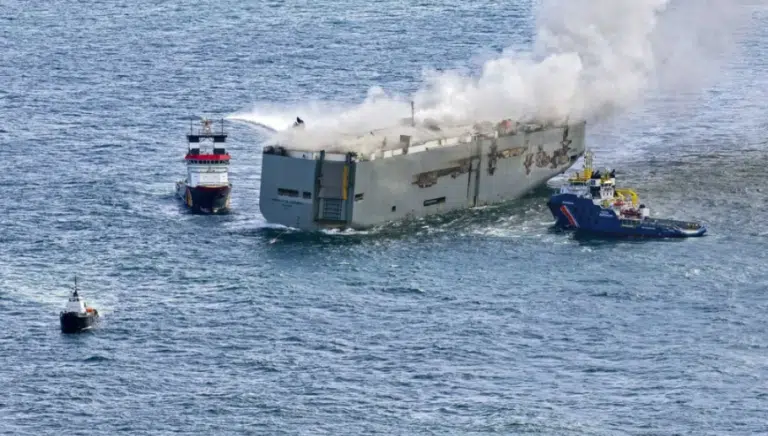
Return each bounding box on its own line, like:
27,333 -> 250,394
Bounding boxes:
259,117 -> 587,230
176,118 -> 232,214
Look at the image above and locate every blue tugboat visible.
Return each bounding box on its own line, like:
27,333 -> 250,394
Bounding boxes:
547,151 -> 706,238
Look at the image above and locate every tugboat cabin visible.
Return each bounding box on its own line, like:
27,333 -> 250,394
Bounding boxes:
184,118 -> 230,185
186,118 -> 229,160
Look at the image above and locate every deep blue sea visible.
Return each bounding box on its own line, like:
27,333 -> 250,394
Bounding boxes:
2,1 -> 768,434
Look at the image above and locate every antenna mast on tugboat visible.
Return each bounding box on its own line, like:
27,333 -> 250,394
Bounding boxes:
582,150 -> 593,179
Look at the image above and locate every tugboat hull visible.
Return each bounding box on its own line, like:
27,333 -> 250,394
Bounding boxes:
176,182 -> 231,214
60,312 -> 99,334
548,193 -> 706,238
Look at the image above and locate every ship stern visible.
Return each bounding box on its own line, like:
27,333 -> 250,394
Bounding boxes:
259,147 -> 355,231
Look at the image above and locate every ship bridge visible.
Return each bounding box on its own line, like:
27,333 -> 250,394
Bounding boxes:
183,118 -> 230,187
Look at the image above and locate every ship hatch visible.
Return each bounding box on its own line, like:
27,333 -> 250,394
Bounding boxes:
322,199 -> 343,220
313,151 -> 354,225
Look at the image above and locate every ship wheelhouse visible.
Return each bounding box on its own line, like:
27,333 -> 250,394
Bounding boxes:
183,119 -> 231,188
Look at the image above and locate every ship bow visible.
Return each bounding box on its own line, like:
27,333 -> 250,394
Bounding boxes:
547,194 -> 580,229
187,185 -> 231,214
60,313 -> 96,333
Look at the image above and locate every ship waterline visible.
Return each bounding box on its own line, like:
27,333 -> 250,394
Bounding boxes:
259,120 -> 587,231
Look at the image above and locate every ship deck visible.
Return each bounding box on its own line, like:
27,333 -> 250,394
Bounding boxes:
644,217 -> 704,229
269,119 -> 572,162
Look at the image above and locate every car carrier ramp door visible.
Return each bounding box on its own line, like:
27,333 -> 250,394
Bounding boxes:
314,153 -> 351,224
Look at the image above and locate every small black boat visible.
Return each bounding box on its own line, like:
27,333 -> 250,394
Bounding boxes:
59,277 -> 99,334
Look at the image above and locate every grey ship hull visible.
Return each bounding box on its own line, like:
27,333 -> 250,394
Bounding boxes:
259,121 -> 586,231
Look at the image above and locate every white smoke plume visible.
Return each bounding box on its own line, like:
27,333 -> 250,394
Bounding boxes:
229,0 -> 750,150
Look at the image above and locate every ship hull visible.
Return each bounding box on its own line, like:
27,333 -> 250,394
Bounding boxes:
259,121 -> 587,231
176,182 -> 232,214
60,312 -> 99,333
547,193 -> 706,238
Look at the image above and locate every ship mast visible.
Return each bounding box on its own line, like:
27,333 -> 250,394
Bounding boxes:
582,150 -> 593,179
187,117 -> 228,153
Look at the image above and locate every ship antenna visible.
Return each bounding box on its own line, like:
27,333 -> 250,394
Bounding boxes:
73,275 -> 79,296
410,101 -> 415,127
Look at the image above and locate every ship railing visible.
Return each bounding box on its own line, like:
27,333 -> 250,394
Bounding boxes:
187,118 -> 227,144
559,184 -> 589,194
273,119 -> 577,162
189,128 -> 227,136
645,217 -> 702,230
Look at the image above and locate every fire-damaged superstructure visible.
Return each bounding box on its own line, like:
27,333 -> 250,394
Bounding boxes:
259,117 -> 587,230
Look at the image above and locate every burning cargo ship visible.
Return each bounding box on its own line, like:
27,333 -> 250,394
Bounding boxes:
259,117 -> 587,230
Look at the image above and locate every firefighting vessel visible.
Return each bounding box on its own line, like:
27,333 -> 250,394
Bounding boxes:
547,151 -> 706,238
176,118 -> 232,214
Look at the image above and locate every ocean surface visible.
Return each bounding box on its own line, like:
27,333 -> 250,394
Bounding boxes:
2,1 -> 768,434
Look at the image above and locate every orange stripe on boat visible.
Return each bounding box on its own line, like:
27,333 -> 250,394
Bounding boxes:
560,205 -> 579,227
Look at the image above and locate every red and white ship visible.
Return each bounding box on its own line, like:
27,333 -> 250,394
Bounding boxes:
175,118 -> 232,214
